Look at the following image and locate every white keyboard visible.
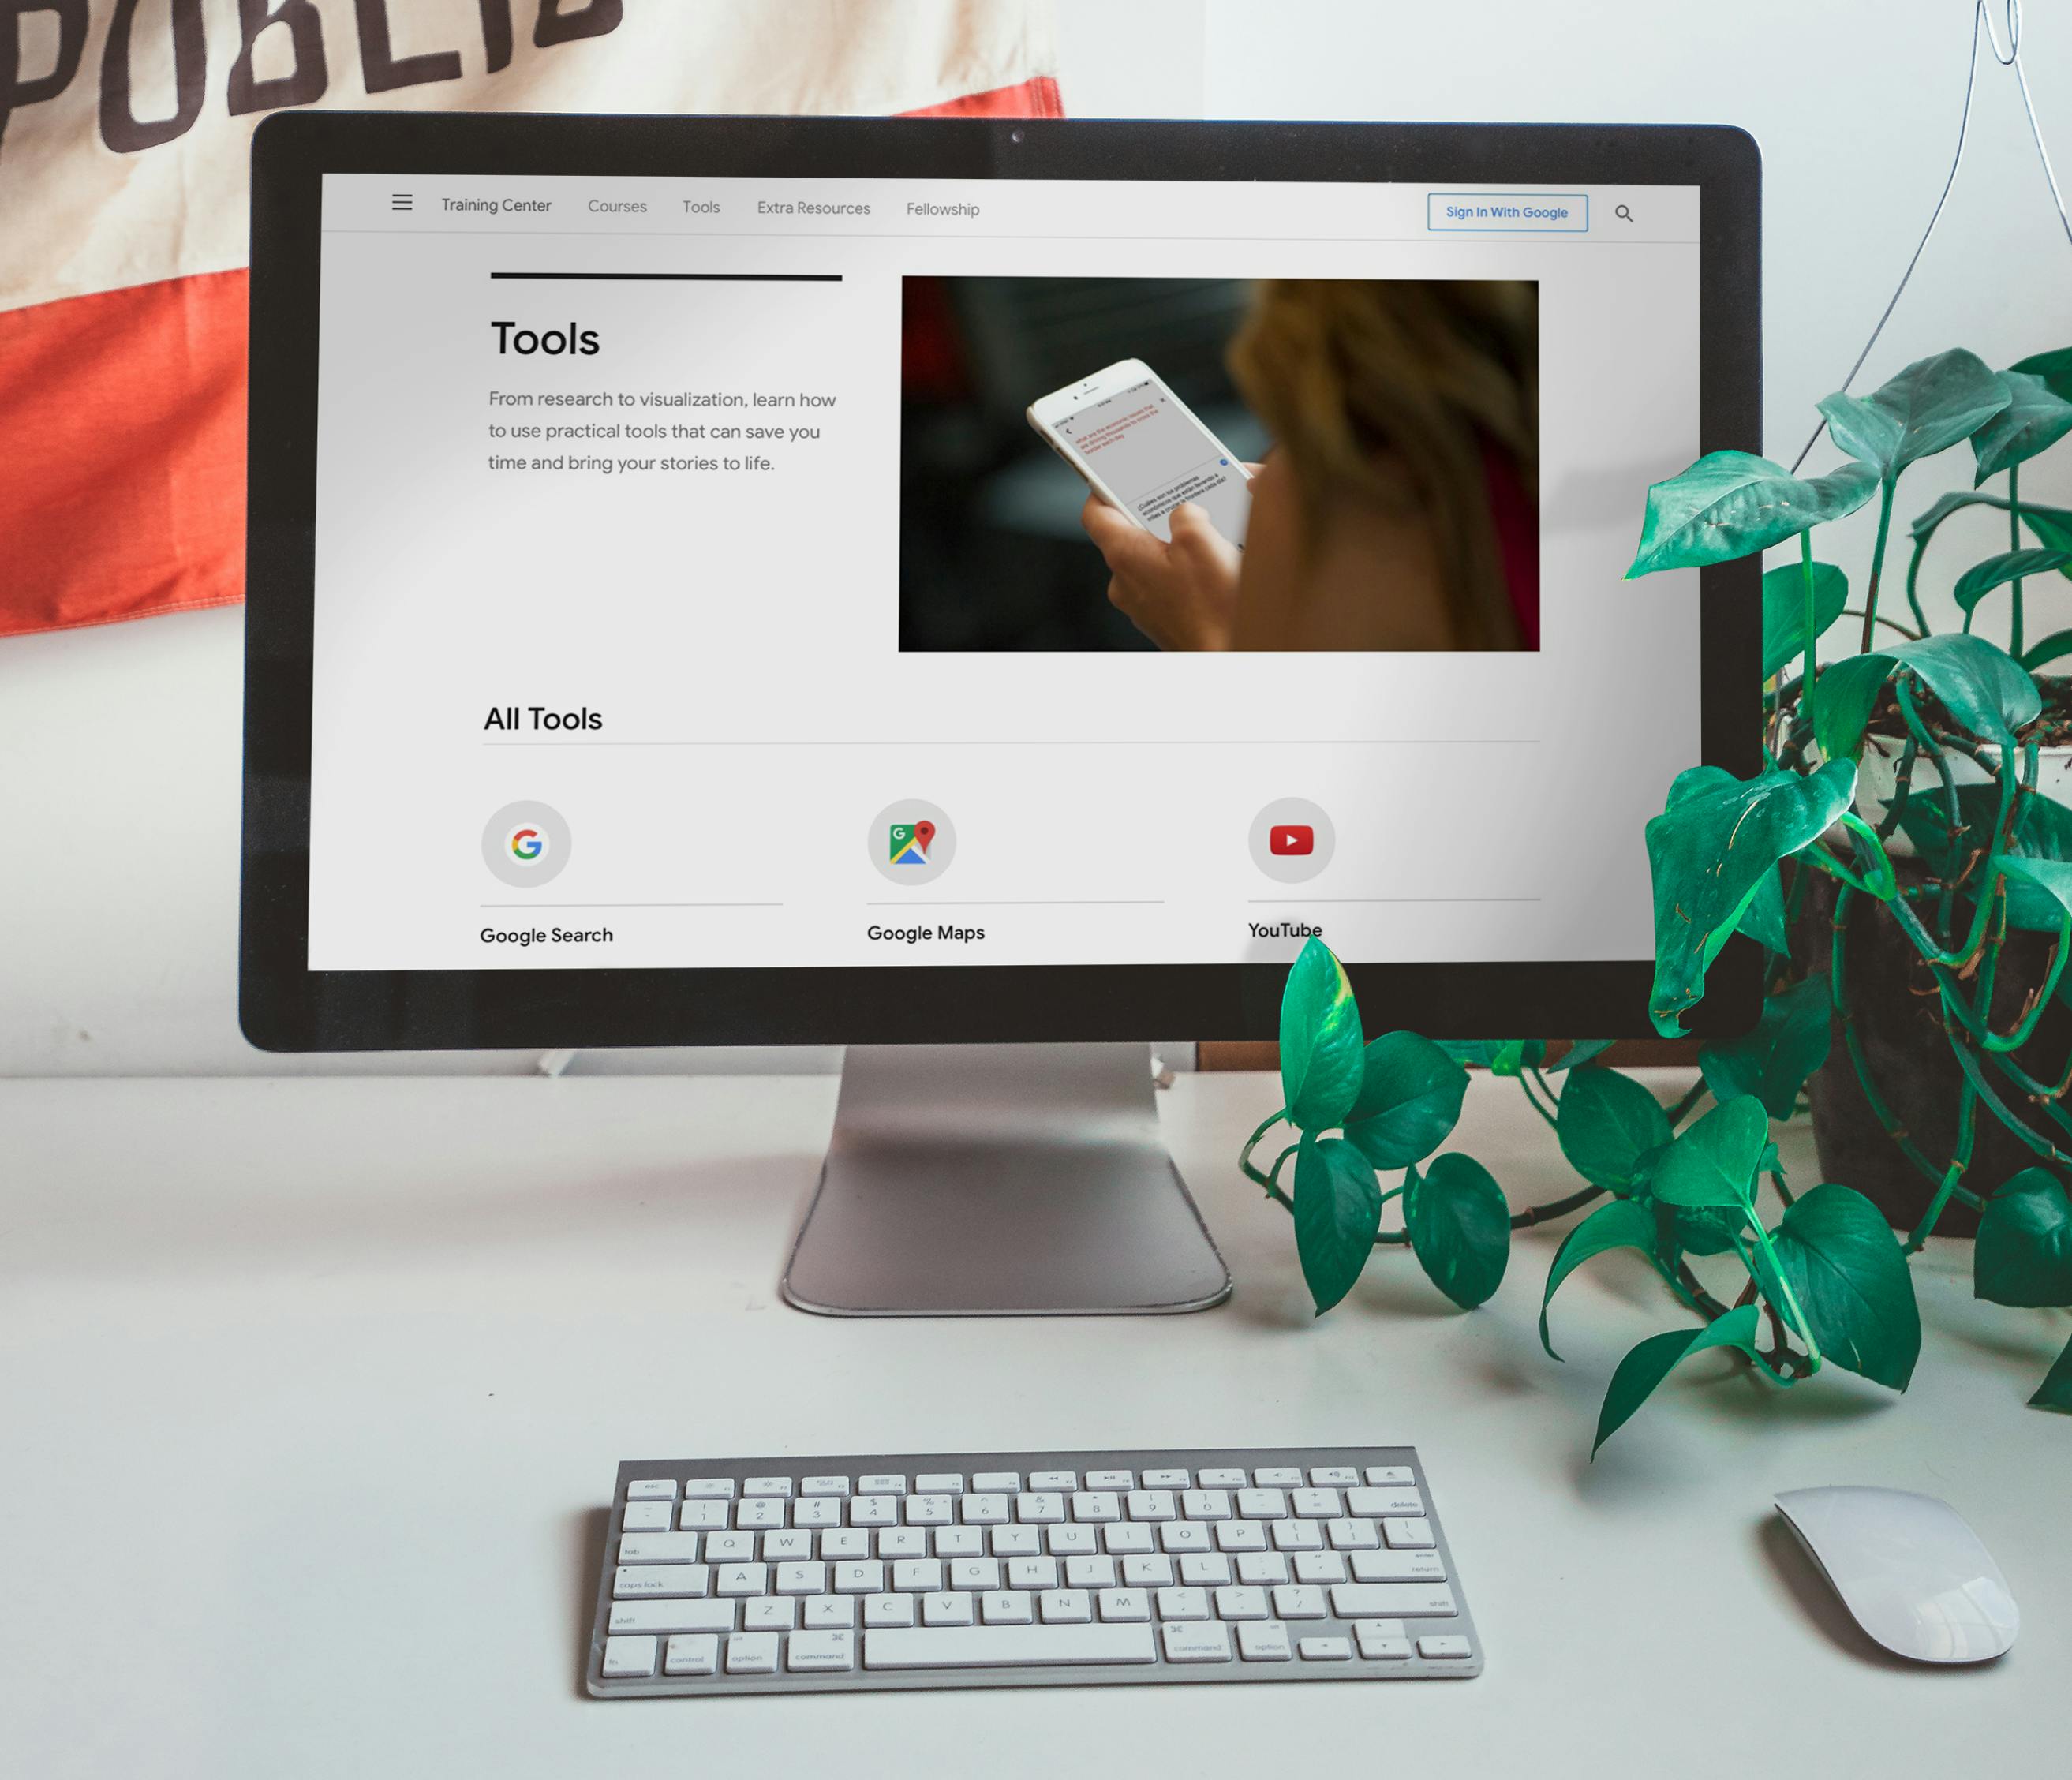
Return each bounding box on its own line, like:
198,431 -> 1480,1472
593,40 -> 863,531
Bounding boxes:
587,1448 -> 1480,1696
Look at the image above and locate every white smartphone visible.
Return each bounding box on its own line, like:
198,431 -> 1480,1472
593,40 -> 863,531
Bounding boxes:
1027,357 -> 1251,546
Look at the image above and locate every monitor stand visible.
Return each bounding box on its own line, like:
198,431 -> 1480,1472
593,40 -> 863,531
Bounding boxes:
780,1043 -> 1232,1317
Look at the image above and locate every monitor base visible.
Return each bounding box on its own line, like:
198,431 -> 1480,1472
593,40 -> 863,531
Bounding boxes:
780,1044 -> 1233,1317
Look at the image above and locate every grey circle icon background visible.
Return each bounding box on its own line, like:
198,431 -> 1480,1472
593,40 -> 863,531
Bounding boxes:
1248,798 -> 1336,884
869,799 -> 957,887
482,800 -> 572,888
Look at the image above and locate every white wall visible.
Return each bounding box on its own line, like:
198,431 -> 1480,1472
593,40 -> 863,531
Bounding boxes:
10,0 -> 2072,1075
0,0 -> 1206,1079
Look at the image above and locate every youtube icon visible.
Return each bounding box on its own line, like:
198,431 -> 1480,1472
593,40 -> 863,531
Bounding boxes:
1251,800 -> 1334,884
1270,825 -> 1315,856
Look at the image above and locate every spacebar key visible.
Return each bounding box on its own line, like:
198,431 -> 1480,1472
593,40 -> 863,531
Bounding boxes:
865,1625 -> 1156,1669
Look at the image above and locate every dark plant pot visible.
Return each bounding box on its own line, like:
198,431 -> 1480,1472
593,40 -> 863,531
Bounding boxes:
1793,864 -> 2072,1236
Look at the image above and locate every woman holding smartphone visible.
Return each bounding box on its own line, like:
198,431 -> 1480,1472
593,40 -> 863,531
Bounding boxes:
1079,279 -> 1539,653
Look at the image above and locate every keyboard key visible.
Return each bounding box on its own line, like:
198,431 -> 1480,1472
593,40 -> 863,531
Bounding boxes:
1354,1619 -> 1412,1660
1015,1493 -> 1064,1524
1291,1489 -> 1340,1519
858,1475 -> 905,1496
743,1476 -> 793,1498
971,1471 -> 1019,1493
892,1558 -> 943,1592
1272,1584 -> 1327,1619
915,1473 -> 963,1494
922,1591 -> 973,1625
762,1530 -> 813,1561
664,1632 -> 718,1675
1161,1621 -> 1233,1662
877,1528 -> 927,1558
620,1533 -> 701,1565
1254,1467 -> 1303,1487
1236,1621 -> 1292,1662
1197,1468 -> 1247,1489
1293,1551 -> 1347,1584
1064,1555 -> 1116,1590
1365,1466 -> 1416,1486
802,1595 -> 855,1629
1235,1553 -> 1288,1586
743,1598 -> 797,1631
626,1479 -> 677,1501
1236,1488 -> 1286,1519
832,1561 -> 884,1595
800,1475 -> 850,1498
1039,1588 -> 1091,1623
714,1564 -> 766,1597
726,1633 -> 779,1674
793,1498 -> 843,1530
1099,1587 -> 1150,1621
1214,1585 -> 1269,1620
1383,1517 -> 1436,1549
821,1529 -> 870,1559
1328,1583 -> 1460,1618
609,1599 -> 735,1635
602,1634 -> 656,1678
678,1501 -> 727,1532
1141,1468 -> 1191,1489
736,1500 -> 785,1531
1155,1586 -> 1209,1621
851,1497 -> 899,1528
1178,1553 -> 1232,1587
863,1593 -> 914,1628
1071,1492 -> 1120,1523
961,1494 -> 1009,1525
704,1532 -> 755,1562
1328,1518 -> 1380,1550
622,1501 -> 672,1533
1160,1523 -> 1211,1553
788,1629 -> 858,1672
774,1561 -> 825,1595
1085,1469 -> 1134,1490
1103,1524 -> 1156,1555
1008,1556 -> 1058,1590
1300,1636 -> 1352,1661
684,1478 -> 735,1500
906,1495 -> 953,1526
615,1563 -> 709,1599
1045,1526 -> 1098,1556
1419,1635 -> 1473,1660
1180,1490 -> 1231,1520
1029,1471 -> 1077,1491
864,1624 -> 1156,1669
1351,1550 -> 1446,1583
982,1526 -> 1034,1557
1347,1488 -> 1423,1517
1214,1520 -> 1267,1553
1310,1467 -> 1360,1486
982,1590 -> 1033,1625
948,1558 -> 999,1591
1126,1490 -> 1176,1521
1120,1554 -> 1173,1587
1271,1520 -> 1324,1551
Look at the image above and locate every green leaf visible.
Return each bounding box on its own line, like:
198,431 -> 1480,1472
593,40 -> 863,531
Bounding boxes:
1592,1303 -> 1763,1457
1539,1198 -> 1659,1360
1342,1032 -> 1468,1170
1909,490 -> 2072,581
1666,1199 -> 1749,1258
1699,973 -> 1831,1121
2031,1335 -> 2072,1412
1627,452 -> 1878,578
1645,760 -> 1857,1036
1736,866 -> 1790,952
1973,369 -> 2072,483
2022,627 -> 2072,670
1556,1065 -> 1674,1189
2010,345 -> 2072,407
1292,1134 -> 1382,1316
1651,1095 -> 1769,1209
1818,349 -> 2010,480
1755,1183 -> 1921,1389
1544,1038 -> 1616,1074
1953,548 -> 2072,615
1436,1039 -> 1545,1075
1407,1153 -> 1510,1309
1974,1168 -> 2072,1307
1279,938 -> 1364,1131
1761,559 -> 1849,681
1894,788 -> 2072,932
1812,634 -> 2040,761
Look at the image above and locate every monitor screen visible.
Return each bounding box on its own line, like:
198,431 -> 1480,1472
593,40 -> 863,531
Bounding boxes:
302,170 -> 1702,979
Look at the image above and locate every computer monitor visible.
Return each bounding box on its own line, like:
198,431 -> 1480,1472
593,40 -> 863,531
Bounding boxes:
240,115 -> 1759,1317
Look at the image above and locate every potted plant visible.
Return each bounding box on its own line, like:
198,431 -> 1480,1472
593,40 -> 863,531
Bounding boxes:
1244,346 -> 2072,1449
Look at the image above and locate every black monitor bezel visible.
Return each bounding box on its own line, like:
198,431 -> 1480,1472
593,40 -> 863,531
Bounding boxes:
241,112 -> 1762,1050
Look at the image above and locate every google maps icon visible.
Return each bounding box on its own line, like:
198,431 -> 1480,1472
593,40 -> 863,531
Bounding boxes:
889,820 -> 937,866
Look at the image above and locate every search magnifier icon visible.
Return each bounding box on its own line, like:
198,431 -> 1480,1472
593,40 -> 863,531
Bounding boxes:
1615,203 -> 1635,222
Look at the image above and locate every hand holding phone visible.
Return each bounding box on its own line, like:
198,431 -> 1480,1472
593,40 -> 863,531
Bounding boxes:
1027,359 -> 1251,546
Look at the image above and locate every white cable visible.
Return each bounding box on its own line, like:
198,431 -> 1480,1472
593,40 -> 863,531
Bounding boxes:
1789,0 -> 2071,475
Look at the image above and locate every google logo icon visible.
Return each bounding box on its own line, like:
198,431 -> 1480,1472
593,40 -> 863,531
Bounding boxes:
482,801 -> 570,888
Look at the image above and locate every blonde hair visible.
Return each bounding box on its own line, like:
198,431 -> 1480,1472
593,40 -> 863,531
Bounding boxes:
1228,280 -> 1538,649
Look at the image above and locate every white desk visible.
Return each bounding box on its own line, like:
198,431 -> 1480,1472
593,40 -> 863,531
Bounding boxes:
3,1070 -> 2063,1777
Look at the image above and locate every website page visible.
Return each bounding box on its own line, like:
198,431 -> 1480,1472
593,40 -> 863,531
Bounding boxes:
308,176 -> 1701,971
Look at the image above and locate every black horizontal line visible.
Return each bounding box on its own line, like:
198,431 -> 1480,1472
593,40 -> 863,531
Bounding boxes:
488,271 -> 842,282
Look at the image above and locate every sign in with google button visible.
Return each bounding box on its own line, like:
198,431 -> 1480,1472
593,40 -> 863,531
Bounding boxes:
1427,192 -> 1588,231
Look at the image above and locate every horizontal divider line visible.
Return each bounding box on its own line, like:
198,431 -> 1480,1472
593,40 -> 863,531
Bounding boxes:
864,900 -> 1165,907
481,738 -> 1539,747
1247,896 -> 1542,903
479,901 -> 784,908
488,271 -> 842,281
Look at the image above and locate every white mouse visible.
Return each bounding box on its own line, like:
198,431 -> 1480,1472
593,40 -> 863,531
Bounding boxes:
1775,1486 -> 2018,1664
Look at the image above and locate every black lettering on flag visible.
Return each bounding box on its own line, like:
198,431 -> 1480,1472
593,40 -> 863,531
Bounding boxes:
228,0 -> 327,115
353,0 -> 461,94
99,0 -> 206,153
0,0 -> 87,157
